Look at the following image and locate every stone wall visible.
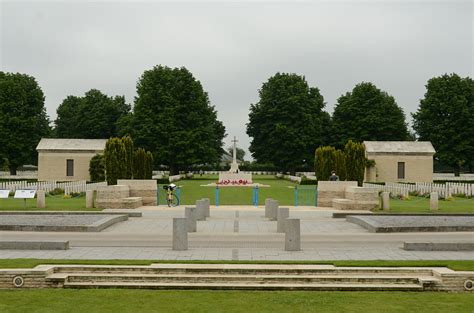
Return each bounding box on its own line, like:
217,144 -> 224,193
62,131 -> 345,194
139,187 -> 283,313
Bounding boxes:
317,181 -> 358,207
366,153 -> 433,183
95,185 -> 143,209
117,180 -> 157,206
332,186 -> 379,210
38,151 -> 99,181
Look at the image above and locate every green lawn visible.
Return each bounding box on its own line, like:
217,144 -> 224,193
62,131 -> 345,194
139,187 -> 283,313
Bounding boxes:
0,195 -> 98,211
374,196 -> 474,214
1,259 -> 473,271
1,176 -> 473,212
0,289 -> 471,313
166,175 -> 300,206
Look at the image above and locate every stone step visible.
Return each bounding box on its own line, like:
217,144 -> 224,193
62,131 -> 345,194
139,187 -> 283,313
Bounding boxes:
59,273 -> 439,285
63,281 -> 425,291
51,265 -> 435,277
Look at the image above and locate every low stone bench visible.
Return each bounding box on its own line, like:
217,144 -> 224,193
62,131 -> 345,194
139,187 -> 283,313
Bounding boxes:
332,186 -> 379,210
117,180 -> 157,206
317,181 -> 358,207
95,185 -> 143,209
96,197 -> 142,209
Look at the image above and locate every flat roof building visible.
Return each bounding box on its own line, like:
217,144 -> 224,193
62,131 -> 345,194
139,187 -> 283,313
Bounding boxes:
36,138 -> 107,181
364,141 -> 436,183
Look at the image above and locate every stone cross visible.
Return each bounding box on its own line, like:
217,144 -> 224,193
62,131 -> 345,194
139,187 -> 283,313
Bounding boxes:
232,136 -> 238,164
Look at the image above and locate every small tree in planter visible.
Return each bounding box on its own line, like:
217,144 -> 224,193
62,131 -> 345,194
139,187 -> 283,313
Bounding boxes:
89,154 -> 105,182
315,146 -> 336,181
344,140 -> 366,186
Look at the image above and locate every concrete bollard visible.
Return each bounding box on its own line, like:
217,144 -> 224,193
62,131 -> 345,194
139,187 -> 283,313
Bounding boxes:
172,218 -> 188,250
430,192 -> 439,210
285,218 -> 301,251
185,207 -> 197,232
381,192 -> 390,211
86,190 -> 94,209
36,190 -> 45,209
268,199 -> 279,221
277,207 -> 289,233
264,198 -> 273,218
201,198 -> 210,218
195,200 -> 206,221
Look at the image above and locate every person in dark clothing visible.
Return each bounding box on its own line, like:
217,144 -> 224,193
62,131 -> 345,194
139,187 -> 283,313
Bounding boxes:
329,171 -> 339,181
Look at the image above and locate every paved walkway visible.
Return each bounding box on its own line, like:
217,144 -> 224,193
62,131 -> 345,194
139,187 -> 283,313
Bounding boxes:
1,206 -> 473,261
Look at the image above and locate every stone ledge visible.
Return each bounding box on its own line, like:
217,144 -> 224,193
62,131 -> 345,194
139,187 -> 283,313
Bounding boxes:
404,242 -> 474,251
0,240 -> 69,250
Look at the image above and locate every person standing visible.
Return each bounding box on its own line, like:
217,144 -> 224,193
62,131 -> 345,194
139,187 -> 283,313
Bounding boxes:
329,171 -> 339,181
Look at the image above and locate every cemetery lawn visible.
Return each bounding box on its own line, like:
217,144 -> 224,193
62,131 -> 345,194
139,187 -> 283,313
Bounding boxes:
170,175 -> 299,205
376,196 -> 474,214
0,289 -> 471,313
1,259 -> 473,271
0,195 -> 98,211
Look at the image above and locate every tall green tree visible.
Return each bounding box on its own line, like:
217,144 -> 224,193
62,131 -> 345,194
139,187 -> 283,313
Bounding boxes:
132,65 -> 226,174
0,72 -> 50,174
315,146 -> 336,181
332,82 -> 409,147
104,137 -> 126,185
133,148 -> 147,179
54,89 -> 130,139
344,140 -> 366,186
122,136 -> 134,179
413,73 -> 474,174
89,154 -> 105,182
247,73 -> 331,174
334,149 -> 347,181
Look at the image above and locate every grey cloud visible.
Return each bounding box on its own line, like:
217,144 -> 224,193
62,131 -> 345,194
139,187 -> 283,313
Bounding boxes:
1,1 -> 472,157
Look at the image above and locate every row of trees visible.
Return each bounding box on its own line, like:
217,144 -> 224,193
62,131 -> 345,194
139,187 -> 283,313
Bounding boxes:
0,68 -> 472,175
91,136 -> 154,185
315,141 -> 366,185
247,73 -> 473,174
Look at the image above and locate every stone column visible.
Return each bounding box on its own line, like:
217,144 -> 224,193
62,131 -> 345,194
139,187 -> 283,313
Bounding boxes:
201,198 -> 210,218
264,198 -> 273,218
172,218 -> 188,250
277,207 -> 289,233
195,200 -> 206,221
285,218 -> 301,251
86,190 -> 94,209
268,199 -> 279,221
185,207 -> 197,232
381,192 -> 390,211
430,192 -> 439,210
36,190 -> 45,209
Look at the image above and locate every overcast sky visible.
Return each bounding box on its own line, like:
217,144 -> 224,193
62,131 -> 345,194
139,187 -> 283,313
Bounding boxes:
1,1 -> 472,159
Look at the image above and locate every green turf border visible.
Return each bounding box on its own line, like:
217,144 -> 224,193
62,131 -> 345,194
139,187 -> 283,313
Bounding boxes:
1,259 -> 473,271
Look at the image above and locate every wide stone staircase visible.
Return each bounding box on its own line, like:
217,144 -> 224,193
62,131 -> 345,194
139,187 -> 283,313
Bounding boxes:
44,264 -> 443,291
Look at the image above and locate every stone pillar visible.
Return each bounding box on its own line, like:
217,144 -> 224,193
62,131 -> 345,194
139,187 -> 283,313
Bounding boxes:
185,207 -> 197,232
36,190 -> 45,209
265,198 -> 273,218
381,192 -> 390,211
195,200 -> 206,221
86,190 -> 94,209
201,198 -> 210,218
268,199 -> 279,221
430,192 -> 439,210
285,218 -> 301,251
277,207 -> 289,233
172,218 -> 188,250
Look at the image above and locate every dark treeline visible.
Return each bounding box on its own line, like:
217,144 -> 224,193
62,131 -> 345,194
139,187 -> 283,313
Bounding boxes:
0,68 -> 472,175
